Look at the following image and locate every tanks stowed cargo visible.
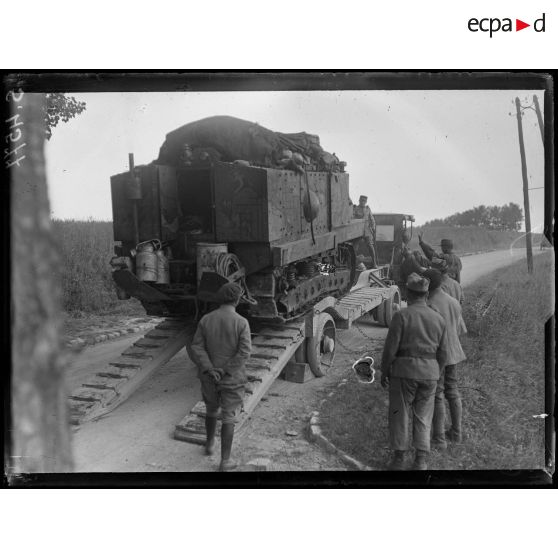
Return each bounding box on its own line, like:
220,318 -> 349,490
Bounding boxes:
155,115 -> 345,173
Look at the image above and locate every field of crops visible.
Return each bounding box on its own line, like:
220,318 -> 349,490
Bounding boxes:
52,219 -> 125,314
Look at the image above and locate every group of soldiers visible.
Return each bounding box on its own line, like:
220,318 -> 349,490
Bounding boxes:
188,194 -> 465,471
380,235 -> 466,470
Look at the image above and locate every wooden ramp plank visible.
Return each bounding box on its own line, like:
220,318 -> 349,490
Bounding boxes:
174,320 -> 305,444
251,340 -> 292,349
246,359 -> 274,371
134,338 -> 167,349
69,320 -> 194,425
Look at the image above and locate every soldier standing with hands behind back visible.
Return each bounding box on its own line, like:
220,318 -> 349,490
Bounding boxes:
190,282 -> 252,472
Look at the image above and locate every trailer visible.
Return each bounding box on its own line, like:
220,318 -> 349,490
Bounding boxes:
69,268 -> 399,429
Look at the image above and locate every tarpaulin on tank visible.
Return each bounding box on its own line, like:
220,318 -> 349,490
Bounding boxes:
155,115 -> 341,171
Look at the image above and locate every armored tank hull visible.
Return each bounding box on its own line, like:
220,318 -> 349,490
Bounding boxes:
111,159 -> 367,322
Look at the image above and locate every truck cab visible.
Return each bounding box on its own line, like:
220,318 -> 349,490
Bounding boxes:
374,213 -> 415,263
354,212 -> 415,285
373,213 -> 415,292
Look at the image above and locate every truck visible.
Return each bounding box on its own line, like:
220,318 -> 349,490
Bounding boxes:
68,116 -> 406,441
355,212 -> 416,297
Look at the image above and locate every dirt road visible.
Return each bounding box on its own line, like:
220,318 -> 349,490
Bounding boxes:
68,249 -> 540,472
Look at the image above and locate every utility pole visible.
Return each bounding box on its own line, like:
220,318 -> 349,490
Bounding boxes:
532,94 -> 546,252
515,97 -> 533,273
533,94 -> 545,146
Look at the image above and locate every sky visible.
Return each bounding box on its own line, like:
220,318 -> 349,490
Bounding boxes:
44,89 -> 546,229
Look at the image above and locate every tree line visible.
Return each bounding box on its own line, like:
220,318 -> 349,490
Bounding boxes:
423,203 -> 523,231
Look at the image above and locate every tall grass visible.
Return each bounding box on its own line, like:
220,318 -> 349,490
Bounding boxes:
440,251 -> 553,470
52,219 -> 118,314
319,252 -> 553,470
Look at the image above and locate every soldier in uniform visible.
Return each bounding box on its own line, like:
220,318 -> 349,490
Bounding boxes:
380,273 -> 449,470
399,248 -> 428,300
190,282 -> 252,471
433,258 -> 464,305
353,195 -> 377,267
423,269 -> 467,447
419,234 -> 462,283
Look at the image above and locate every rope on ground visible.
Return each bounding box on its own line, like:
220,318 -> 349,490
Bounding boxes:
334,324 -> 378,365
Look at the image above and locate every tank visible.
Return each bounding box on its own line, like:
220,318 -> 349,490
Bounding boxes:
110,116 -> 369,322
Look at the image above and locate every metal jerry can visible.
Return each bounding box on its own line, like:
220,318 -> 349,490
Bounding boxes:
136,242 -> 158,282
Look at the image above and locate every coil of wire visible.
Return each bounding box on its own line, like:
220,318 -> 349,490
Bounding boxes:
215,252 -> 257,305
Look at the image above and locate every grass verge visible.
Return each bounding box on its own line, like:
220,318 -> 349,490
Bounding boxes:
319,252 -> 553,470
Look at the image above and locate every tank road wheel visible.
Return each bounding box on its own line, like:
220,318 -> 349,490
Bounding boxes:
377,289 -> 401,328
307,312 -> 336,377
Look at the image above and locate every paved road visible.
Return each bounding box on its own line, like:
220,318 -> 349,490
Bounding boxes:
68,249 -> 543,472
460,248 -> 537,286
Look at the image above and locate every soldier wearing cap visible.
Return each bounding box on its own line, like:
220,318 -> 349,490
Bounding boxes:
432,258 -> 463,305
423,269 -> 467,446
190,282 -> 252,471
353,195 -> 377,267
399,248 -> 428,300
418,234 -> 462,283
380,273 -> 449,470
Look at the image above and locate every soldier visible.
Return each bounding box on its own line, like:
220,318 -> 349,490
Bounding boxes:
380,273 -> 449,471
433,258 -> 464,305
419,234 -> 462,283
190,282 -> 252,471
423,269 -> 467,447
353,195 -> 377,267
399,248 -> 428,300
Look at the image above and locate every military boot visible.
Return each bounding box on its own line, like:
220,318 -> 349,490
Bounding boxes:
412,450 -> 428,471
204,416 -> 218,456
446,428 -> 462,443
432,385 -> 447,450
447,398 -> 463,443
432,403 -> 448,450
388,450 -> 407,471
219,423 -> 238,472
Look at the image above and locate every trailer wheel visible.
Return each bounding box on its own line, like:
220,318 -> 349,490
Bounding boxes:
377,290 -> 401,328
307,313 -> 336,377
